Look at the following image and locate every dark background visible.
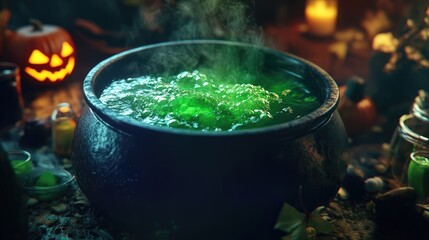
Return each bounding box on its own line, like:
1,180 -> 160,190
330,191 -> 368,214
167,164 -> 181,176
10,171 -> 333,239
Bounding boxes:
1,0 -> 415,35
1,1 -> 310,55
0,0 -> 378,29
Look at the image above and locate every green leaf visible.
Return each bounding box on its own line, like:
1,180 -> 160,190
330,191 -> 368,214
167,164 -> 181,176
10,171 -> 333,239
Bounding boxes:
307,208 -> 336,235
281,224 -> 307,240
275,203 -> 306,233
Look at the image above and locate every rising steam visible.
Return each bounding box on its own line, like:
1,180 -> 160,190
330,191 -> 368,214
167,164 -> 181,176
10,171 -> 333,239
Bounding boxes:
134,0 -> 267,81
170,0 -> 264,45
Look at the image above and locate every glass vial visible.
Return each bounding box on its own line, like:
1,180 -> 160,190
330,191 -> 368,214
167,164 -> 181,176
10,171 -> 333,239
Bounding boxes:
388,90 -> 429,184
0,62 -> 23,130
408,151 -> 429,202
51,102 -> 77,158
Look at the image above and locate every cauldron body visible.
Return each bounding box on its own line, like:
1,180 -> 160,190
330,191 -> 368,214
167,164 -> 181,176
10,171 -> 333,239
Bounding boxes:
72,40 -> 349,239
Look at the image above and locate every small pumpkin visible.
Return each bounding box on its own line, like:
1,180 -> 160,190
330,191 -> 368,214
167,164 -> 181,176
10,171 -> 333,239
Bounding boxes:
5,19 -> 76,85
338,76 -> 378,136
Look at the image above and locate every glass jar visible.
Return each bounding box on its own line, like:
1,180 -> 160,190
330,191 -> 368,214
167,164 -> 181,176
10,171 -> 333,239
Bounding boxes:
51,103 -> 77,158
7,150 -> 33,184
0,62 -> 23,130
388,90 -> 429,184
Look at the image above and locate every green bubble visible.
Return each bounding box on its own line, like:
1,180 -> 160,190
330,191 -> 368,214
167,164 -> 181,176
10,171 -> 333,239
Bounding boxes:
100,70 -> 320,131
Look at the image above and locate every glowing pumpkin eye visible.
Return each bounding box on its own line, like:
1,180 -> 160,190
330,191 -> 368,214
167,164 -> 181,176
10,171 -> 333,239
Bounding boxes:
61,41 -> 74,57
50,54 -> 63,67
28,49 -> 50,64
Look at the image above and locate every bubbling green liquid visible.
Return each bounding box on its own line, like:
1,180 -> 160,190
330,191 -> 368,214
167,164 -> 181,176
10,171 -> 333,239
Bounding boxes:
99,70 -> 320,131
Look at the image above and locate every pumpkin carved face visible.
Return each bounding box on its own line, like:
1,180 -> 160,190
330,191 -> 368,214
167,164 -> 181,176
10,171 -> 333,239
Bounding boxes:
25,41 -> 75,82
6,21 -> 76,84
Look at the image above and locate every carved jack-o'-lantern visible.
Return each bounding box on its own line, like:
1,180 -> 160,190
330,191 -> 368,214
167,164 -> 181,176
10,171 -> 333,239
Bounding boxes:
5,20 -> 76,85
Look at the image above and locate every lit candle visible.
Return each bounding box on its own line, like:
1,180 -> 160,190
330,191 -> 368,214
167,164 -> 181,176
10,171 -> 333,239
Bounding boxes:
408,151 -> 429,202
305,0 -> 338,37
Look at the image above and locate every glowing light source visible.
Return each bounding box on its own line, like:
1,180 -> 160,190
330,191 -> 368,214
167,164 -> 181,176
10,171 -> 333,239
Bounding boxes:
24,41 -> 75,82
5,21 -> 76,85
28,50 -> 50,64
25,57 -> 75,82
305,0 -> 338,37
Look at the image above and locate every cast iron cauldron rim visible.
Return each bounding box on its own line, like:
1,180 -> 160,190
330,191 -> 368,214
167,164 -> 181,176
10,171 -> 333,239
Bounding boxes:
83,39 -> 339,137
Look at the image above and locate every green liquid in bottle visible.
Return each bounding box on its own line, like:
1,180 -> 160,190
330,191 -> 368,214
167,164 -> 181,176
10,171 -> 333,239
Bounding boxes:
408,154 -> 429,201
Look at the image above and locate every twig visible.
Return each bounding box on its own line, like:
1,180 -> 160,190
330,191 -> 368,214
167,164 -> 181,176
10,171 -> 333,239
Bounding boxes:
396,17 -> 428,53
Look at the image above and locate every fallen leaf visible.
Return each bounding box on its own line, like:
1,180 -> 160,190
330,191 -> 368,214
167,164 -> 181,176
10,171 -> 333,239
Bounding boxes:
275,203 -> 306,233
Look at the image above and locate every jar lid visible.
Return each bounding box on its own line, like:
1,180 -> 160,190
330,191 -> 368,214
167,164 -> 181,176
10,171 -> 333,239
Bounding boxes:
51,102 -> 75,120
399,114 -> 429,148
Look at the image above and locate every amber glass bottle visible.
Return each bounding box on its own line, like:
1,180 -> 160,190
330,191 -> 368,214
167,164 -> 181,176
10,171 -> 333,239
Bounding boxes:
51,102 -> 77,158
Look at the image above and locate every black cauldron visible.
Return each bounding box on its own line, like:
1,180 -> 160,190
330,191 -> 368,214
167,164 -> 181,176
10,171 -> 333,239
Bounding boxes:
71,40 -> 349,240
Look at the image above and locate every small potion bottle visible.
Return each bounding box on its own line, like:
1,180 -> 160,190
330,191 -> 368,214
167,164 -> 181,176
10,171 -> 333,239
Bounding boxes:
51,102 -> 77,158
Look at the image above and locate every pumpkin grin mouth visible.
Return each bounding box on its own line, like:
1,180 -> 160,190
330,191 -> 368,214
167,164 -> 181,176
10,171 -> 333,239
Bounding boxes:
25,57 -> 75,82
